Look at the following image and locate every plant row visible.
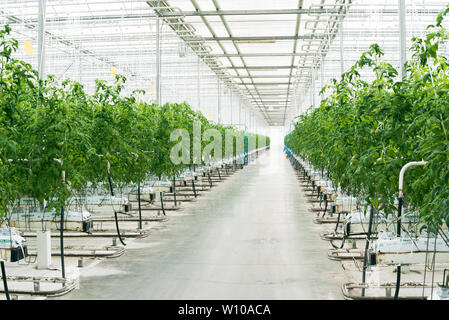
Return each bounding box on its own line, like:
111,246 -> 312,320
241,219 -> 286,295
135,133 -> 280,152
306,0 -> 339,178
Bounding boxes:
285,6 -> 449,229
0,25 -> 270,217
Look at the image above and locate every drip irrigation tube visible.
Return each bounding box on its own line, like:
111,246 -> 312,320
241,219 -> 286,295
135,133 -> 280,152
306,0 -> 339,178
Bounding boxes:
160,192 -> 166,216
207,172 -> 212,188
362,206 -> 375,297
172,178 -> 177,207
331,234 -> 347,250
0,261 -> 10,300
335,212 -> 342,233
394,196 -> 404,299
107,172 -> 126,246
114,210 -> 126,246
394,266 -> 402,299
137,181 -> 142,230
192,180 -> 197,198
394,160 -> 427,299
108,175 -> 114,196
330,218 -> 367,250
321,198 -> 330,218
60,207 -> 65,279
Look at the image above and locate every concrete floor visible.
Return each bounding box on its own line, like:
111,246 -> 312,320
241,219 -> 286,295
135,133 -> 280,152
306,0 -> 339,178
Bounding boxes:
55,145 -> 344,300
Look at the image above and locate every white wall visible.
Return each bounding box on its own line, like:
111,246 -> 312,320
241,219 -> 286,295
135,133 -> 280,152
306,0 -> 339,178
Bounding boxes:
264,126 -> 285,148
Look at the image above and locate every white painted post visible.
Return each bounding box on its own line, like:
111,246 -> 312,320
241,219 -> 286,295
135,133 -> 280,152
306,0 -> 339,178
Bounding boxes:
37,0 -> 47,79
36,230 -> 51,269
398,0 -> 407,80
217,79 -> 221,124
230,91 -> 233,125
36,0 -> 51,270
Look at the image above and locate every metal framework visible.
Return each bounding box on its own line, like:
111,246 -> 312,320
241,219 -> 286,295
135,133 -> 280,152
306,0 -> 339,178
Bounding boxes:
2,0 -> 449,128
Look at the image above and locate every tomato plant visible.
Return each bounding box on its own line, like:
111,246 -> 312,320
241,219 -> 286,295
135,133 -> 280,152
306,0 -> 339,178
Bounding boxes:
286,5 -> 449,229
0,24 -> 270,218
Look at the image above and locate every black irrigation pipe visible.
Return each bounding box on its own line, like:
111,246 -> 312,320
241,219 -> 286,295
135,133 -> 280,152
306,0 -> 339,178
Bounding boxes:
330,233 -> 347,250
192,180 -> 197,198
107,172 -> 126,246
207,172 -> 212,188
1,261 -> 10,300
160,192 -> 166,216
321,198 -> 330,218
137,181 -> 142,230
113,211 -> 126,246
330,224 -> 369,250
394,196 -> 404,299
107,174 -> 114,196
60,207 -> 66,279
335,211 -> 343,233
172,178 -> 177,207
362,206 -> 375,297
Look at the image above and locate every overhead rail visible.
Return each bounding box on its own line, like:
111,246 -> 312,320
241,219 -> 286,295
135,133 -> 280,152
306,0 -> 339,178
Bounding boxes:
146,0 -> 263,124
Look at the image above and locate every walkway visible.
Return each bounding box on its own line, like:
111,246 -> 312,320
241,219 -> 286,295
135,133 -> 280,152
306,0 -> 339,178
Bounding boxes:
56,145 -> 343,300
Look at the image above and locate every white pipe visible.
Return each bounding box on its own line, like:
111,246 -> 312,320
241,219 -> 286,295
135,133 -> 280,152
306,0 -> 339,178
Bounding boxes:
38,0 -> 47,79
399,161 -> 427,197
398,0 -> 407,80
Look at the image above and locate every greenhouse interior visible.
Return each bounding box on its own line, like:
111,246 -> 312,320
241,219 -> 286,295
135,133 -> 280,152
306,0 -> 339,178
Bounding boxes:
0,0 -> 449,304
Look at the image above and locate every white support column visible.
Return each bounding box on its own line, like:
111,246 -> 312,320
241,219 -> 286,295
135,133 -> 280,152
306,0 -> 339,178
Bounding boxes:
320,55 -> 325,98
244,106 -> 247,129
311,68 -> 316,107
339,16 -> 345,75
296,90 -> 300,116
398,0 -> 407,80
239,100 -> 242,126
156,5 -> 161,106
217,79 -> 221,124
38,0 -> 47,79
253,114 -> 256,133
37,230 -> 51,269
230,91 -> 233,125
78,44 -> 82,83
197,56 -> 201,110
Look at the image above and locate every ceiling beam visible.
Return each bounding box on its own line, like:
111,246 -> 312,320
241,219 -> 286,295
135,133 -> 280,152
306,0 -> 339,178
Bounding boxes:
208,53 -> 313,58
232,75 -> 291,79
225,66 -> 301,70
192,35 -> 325,41
238,82 -> 293,86
6,8 -> 440,24
157,8 -> 442,17
282,0 -> 304,127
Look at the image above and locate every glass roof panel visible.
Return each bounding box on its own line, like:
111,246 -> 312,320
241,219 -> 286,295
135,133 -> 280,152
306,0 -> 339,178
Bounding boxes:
3,0 -> 449,128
